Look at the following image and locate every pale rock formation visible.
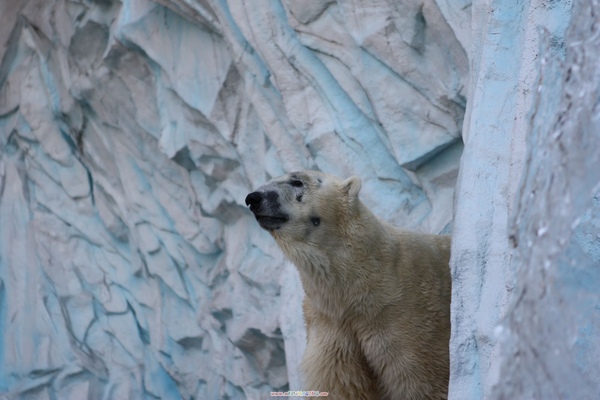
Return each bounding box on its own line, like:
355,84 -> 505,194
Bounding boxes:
0,0 -> 464,398
1,0 -> 598,399
450,1 -> 600,399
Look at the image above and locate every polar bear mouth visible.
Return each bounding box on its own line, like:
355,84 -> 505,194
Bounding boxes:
255,214 -> 289,230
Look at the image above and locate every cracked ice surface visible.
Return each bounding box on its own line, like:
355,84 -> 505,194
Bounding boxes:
0,0 -> 466,398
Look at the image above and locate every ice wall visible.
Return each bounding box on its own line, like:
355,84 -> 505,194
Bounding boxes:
0,0 -> 466,398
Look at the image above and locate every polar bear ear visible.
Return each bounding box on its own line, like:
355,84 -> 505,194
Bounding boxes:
342,176 -> 362,198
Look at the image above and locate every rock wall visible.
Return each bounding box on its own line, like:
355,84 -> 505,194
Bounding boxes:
0,0 -> 465,398
451,0 -> 600,399
492,0 -> 600,397
448,0 -> 572,397
1,0 -> 598,399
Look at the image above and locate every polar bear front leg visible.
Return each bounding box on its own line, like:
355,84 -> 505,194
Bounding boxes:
300,313 -> 379,399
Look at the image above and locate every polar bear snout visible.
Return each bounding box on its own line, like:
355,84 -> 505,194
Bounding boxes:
245,191 -> 263,208
245,190 -> 289,231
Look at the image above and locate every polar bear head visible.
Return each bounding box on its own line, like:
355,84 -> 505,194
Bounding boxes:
245,171 -> 362,245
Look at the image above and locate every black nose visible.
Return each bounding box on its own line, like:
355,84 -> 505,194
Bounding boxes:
245,191 -> 262,207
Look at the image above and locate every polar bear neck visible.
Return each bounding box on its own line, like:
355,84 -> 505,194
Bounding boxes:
275,200 -> 395,319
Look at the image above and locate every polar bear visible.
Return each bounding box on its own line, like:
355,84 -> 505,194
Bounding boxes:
245,171 -> 451,400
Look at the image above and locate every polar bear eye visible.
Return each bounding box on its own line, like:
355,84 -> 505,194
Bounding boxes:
311,217 -> 321,227
290,179 -> 304,188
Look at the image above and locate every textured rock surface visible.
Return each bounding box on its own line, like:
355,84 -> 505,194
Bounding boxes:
0,0 -> 465,398
451,0 -> 600,399
492,0 -> 600,397
2,0 -> 598,398
448,0 -> 573,398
